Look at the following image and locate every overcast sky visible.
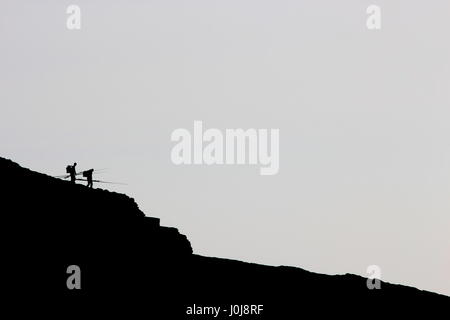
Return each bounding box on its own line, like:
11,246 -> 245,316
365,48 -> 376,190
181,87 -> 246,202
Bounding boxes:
1,0 -> 449,296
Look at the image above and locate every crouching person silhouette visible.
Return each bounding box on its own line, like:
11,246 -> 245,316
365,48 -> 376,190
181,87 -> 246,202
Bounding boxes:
83,169 -> 94,188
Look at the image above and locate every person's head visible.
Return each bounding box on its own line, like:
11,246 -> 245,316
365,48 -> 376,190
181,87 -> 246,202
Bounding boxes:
74,162 -> 77,166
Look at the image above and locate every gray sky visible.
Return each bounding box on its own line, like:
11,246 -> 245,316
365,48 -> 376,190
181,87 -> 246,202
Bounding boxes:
1,0 -> 449,296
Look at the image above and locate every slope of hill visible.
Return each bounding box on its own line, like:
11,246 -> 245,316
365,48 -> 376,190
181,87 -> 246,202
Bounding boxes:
1,157 -> 448,318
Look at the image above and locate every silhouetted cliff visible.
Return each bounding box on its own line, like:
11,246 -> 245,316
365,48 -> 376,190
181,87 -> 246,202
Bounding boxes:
2,157 -> 448,318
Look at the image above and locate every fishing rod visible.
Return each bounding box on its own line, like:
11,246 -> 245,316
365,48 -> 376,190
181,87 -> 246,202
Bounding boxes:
76,178 -> 127,185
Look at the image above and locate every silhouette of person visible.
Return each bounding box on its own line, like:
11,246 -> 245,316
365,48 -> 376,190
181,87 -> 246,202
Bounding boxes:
83,169 -> 94,188
66,162 -> 77,183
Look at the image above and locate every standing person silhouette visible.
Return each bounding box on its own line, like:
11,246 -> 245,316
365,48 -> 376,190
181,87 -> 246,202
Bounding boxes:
66,162 -> 77,183
83,169 -> 94,188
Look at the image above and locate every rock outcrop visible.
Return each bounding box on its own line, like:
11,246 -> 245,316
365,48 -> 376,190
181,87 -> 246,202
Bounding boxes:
1,157 -> 448,318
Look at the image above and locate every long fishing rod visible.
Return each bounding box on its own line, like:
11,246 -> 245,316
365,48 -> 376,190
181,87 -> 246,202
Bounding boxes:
76,178 -> 127,185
